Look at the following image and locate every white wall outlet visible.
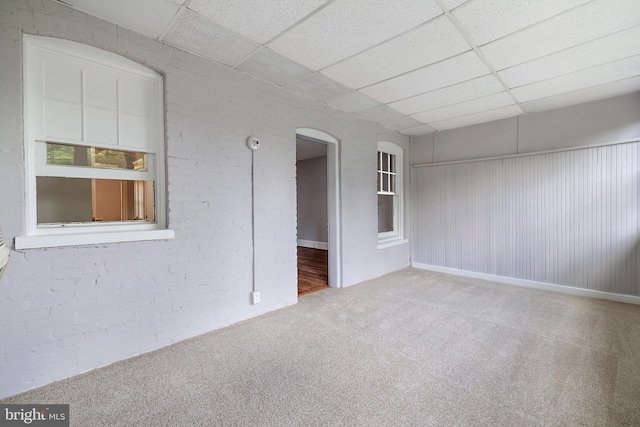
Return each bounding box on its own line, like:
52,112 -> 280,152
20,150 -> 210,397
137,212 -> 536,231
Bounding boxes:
251,291 -> 260,305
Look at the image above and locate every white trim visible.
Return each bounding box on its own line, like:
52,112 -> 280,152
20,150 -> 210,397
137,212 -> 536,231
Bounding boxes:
377,238 -> 408,250
22,35 -> 168,243
36,164 -> 151,180
296,128 -> 339,144
412,262 -> 640,306
412,138 -> 640,168
15,229 -> 175,250
24,34 -> 159,79
296,128 -> 341,288
377,141 -> 404,244
297,239 -> 328,250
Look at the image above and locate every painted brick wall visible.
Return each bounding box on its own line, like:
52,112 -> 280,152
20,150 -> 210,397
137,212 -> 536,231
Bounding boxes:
0,0 -> 410,398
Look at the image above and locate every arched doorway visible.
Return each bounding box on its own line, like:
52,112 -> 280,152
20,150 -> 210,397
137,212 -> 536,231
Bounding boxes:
295,128 -> 341,291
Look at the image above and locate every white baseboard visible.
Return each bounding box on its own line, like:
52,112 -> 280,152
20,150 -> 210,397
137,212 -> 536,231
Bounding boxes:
412,262 -> 640,306
297,239 -> 328,250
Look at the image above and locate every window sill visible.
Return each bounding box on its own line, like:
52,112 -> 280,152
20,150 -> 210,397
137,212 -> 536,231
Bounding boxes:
15,229 -> 175,250
377,238 -> 408,250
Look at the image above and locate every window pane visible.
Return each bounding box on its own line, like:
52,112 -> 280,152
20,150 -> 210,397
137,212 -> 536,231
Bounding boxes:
389,153 -> 395,173
37,177 -> 154,224
390,174 -> 395,193
46,144 -> 88,166
378,194 -> 394,233
381,152 -> 389,171
46,143 -> 147,171
37,177 -> 92,223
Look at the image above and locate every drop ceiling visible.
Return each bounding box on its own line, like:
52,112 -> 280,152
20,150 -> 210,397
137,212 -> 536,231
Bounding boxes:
59,0 -> 640,136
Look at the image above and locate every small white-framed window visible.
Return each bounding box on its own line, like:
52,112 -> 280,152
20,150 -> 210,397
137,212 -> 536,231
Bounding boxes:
16,35 -> 173,249
377,141 -> 405,248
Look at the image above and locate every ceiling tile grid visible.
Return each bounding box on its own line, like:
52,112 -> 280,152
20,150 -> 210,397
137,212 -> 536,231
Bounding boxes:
187,0 -> 330,44
360,51 -> 492,104
60,0 -> 180,39
480,0 -> 640,71
389,74 -> 505,115
439,0 -> 471,11
287,72 -> 351,101
59,0 -> 640,136
511,54 -> 640,102
498,25 -> 640,88
355,105 -> 405,123
411,92 -> 515,124
235,47 -> 314,88
378,115 -> 425,132
452,0 -> 591,46
163,9 -> 260,67
267,0 -> 443,70
321,16 -> 471,89
324,91 -> 381,113
429,105 -> 524,131
520,75 -> 640,113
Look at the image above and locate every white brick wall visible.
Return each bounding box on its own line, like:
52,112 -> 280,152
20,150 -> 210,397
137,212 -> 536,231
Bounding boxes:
0,0 -> 410,398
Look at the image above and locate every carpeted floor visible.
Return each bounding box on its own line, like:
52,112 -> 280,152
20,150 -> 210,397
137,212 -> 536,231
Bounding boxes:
3,268 -> 640,426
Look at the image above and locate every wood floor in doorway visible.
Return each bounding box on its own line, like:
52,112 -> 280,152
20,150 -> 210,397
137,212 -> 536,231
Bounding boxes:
297,246 -> 329,296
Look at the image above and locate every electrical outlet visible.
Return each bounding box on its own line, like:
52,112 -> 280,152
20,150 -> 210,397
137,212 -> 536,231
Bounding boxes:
251,291 -> 260,305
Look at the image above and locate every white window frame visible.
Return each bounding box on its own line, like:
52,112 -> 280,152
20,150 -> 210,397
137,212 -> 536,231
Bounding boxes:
377,141 -> 407,249
16,35 -> 173,249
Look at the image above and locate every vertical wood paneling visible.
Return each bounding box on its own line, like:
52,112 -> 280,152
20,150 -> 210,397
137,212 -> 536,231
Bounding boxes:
411,142 -> 640,297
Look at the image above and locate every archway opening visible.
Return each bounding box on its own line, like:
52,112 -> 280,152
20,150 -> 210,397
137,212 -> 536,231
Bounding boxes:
295,128 -> 340,294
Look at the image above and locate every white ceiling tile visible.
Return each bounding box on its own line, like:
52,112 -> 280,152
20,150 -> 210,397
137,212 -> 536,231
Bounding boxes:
520,76 -> 640,113
62,0 -> 179,39
355,105 -> 405,123
379,116 -> 424,131
188,0 -> 328,44
411,92 -> 514,123
169,0 -> 186,4
429,105 -> 523,131
480,0 -> 640,70
235,47 -> 313,87
388,74 -> 504,115
325,91 -> 380,113
453,0 -> 589,46
440,0 -> 471,11
499,26 -> 640,88
321,16 -> 470,88
268,0 -> 443,70
164,10 -> 260,67
398,124 -> 437,136
360,52 -> 491,104
511,55 -> 640,102
287,73 -> 351,101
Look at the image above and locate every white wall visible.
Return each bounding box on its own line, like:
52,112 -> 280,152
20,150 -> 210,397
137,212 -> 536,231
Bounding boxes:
0,0 -> 410,398
411,93 -> 640,297
296,156 -> 328,245
412,93 -> 640,165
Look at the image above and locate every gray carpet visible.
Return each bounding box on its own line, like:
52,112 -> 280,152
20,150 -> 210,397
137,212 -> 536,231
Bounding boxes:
3,268 -> 640,426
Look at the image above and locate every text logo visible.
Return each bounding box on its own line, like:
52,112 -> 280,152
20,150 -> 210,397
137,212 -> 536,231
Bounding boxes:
0,405 -> 68,426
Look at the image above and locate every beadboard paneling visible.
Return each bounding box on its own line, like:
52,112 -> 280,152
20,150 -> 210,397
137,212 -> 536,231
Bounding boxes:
412,141 -> 639,296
